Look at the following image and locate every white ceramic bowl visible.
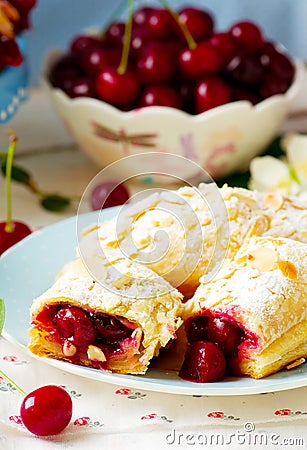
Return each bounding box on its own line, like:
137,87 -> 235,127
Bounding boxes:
43,50 -> 304,182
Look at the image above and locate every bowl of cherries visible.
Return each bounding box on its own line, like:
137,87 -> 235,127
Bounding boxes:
43,3 -> 304,181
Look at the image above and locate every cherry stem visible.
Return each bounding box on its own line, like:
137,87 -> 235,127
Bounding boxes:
0,369 -> 27,397
117,0 -> 133,75
158,0 -> 197,49
4,132 -> 17,233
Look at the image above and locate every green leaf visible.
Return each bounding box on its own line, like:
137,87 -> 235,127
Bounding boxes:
1,162 -> 31,184
40,194 -> 71,212
0,299 -> 5,335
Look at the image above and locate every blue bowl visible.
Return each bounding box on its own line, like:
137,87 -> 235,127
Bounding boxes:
0,35 -> 28,124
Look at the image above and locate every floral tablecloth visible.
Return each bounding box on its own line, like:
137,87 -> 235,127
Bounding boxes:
1,336 -> 307,450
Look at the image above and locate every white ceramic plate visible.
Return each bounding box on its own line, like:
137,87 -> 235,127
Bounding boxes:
1,208 -> 307,396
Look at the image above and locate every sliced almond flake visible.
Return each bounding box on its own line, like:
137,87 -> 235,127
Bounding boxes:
277,260 -> 298,280
188,223 -> 197,231
234,191 -> 257,208
87,345 -> 107,362
138,236 -> 151,246
63,341 -> 77,357
264,190 -> 284,211
159,216 -> 175,227
246,246 -> 278,272
285,198 -> 306,210
112,273 -> 133,289
245,216 -> 269,238
105,240 -> 120,248
81,225 -> 99,237
286,358 -> 306,370
103,257 -> 125,267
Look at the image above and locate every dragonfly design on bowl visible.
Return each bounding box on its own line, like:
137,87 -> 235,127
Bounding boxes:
92,121 -> 158,154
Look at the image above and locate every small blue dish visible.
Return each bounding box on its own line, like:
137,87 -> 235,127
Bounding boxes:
0,35 -> 28,124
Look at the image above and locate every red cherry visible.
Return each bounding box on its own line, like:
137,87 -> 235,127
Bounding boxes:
53,306 -> 97,348
95,67 -> 140,106
178,42 -> 223,81
207,317 -> 243,356
187,315 -> 208,342
0,221 -> 32,255
20,385 -> 72,436
232,85 -> 259,104
146,8 -> 176,41
140,85 -> 182,109
230,21 -> 263,50
261,43 -> 295,82
132,6 -> 155,27
104,21 -> 125,47
0,134 -> 32,256
78,47 -> 120,76
50,67 -> 80,91
260,74 -> 289,99
179,341 -> 226,383
225,51 -> 264,85
209,32 -> 239,64
65,77 -> 95,98
137,42 -> 177,85
90,181 -> 130,210
179,81 -> 195,112
70,35 -> 102,53
178,7 -> 214,42
195,77 -> 232,113
130,27 -> 152,59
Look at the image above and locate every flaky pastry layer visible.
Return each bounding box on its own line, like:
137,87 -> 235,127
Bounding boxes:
80,184 -> 307,297
29,257 -> 183,374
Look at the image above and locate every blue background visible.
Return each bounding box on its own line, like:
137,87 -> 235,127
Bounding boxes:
26,0 -> 307,86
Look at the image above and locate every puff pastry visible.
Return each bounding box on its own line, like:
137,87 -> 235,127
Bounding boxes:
183,236 -> 307,379
80,184 -> 307,296
28,256 -> 183,375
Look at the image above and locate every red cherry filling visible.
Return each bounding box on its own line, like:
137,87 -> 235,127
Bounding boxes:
181,314 -> 244,382
207,317 -> 243,356
187,315 -> 208,342
89,312 -> 133,342
179,341 -> 226,383
37,304 -> 136,364
53,306 -> 97,348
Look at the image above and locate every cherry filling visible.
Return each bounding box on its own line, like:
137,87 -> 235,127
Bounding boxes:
180,315 -> 245,382
35,305 -> 137,367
